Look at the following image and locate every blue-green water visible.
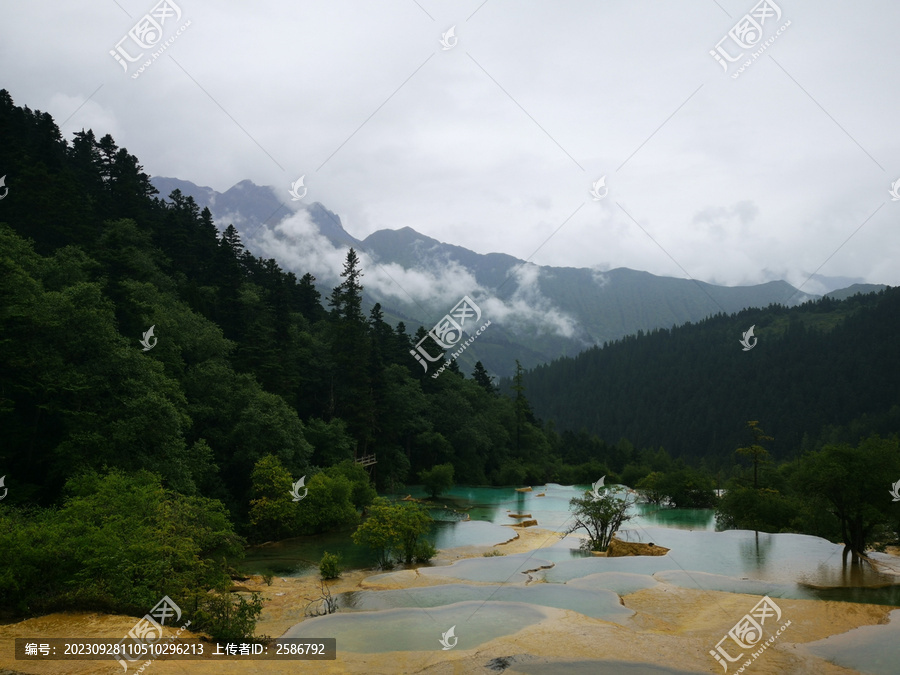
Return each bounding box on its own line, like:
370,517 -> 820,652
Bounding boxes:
257,483 -> 900,671
239,517 -> 513,576
240,483 -> 714,575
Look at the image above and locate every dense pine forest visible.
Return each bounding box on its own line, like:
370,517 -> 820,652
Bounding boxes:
0,88 -> 570,509
521,289 -> 900,462
2,89 -> 900,629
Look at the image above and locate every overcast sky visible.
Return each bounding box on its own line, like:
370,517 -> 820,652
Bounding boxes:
3,0 -> 899,295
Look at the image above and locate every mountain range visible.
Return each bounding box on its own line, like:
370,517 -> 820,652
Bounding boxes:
150,177 -> 885,377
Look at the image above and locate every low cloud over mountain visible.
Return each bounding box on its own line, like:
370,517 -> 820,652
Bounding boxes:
151,177 -> 882,377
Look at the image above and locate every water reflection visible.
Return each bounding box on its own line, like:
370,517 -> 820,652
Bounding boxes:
738,530 -> 774,576
241,484 -> 900,606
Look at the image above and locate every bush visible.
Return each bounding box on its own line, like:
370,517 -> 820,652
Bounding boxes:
262,572 -> 274,586
413,540 -> 437,563
294,473 -> 360,535
325,460 -> 377,509
0,469 -> 243,617
352,498 -> 434,566
319,551 -> 342,579
193,590 -> 264,643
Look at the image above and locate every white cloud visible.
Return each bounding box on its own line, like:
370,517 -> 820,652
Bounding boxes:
257,215 -> 578,337
4,0 -> 900,291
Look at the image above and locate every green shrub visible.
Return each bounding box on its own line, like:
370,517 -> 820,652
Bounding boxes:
352,498 -> 433,566
262,572 -> 274,586
0,469 -> 243,617
194,590 -> 264,643
413,540 -> 437,563
319,551 -> 342,579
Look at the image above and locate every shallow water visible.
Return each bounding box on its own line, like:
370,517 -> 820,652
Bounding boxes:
802,608 -> 900,675
240,518 -> 514,576
540,527 -> 900,603
283,600 -> 554,652
394,483 -> 716,533
336,583 -> 633,622
240,483 -> 714,575
278,484 -> 900,659
565,571 -> 661,595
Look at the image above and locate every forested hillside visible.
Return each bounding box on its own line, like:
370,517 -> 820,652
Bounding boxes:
0,89 -> 605,620
522,289 -> 900,462
0,89 -> 579,515
3,89 -> 900,628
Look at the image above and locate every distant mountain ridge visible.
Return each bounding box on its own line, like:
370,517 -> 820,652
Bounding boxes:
521,287 -> 899,463
150,177 -> 885,377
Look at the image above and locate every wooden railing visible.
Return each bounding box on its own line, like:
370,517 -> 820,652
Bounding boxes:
355,454 -> 377,467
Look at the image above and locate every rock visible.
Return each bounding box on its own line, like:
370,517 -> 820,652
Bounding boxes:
515,486 -> 533,492
536,493 -> 545,497
606,537 -> 669,557
485,655 -> 538,671
508,513 -> 532,518
513,519 -> 538,527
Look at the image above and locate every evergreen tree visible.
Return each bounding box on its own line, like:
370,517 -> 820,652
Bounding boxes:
472,361 -> 496,394
325,249 -> 373,450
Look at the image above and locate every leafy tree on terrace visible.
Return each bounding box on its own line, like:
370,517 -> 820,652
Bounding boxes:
800,435 -> 900,560
419,462 -> 454,498
635,471 -> 666,506
562,488 -> 635,552
657,468 -> 717,508
352,498 -> 434,567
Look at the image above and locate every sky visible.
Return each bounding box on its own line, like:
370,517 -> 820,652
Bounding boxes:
3,0 -> 899,296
